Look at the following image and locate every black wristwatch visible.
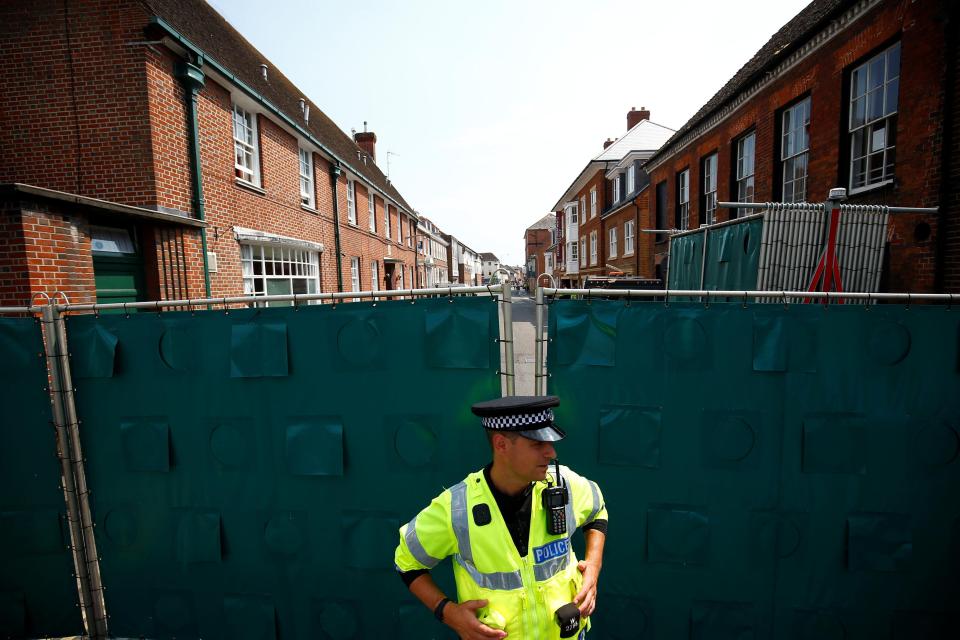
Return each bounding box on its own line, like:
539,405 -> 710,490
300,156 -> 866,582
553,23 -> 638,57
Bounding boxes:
434,597 -> 451,622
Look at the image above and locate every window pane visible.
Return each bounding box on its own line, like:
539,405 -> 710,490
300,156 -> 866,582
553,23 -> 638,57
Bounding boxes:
868,56 -> 885,91
851,97 -> 866,129
851,67 -> 866,99
868,88 -> 884,122
884,77 -> 899,115
886,44 -> 900,79
292,279 -> 308,295
870,122 -> 886,153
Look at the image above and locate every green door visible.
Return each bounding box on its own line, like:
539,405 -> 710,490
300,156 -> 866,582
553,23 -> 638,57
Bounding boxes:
91,225 -> 146,310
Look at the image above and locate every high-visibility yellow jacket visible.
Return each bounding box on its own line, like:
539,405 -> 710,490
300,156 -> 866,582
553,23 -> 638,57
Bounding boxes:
395,465 -> 608,640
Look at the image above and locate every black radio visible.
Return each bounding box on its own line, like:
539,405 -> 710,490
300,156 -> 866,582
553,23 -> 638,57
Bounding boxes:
542,459 -> 568,535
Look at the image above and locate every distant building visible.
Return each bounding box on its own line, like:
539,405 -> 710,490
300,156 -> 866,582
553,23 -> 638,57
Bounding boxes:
480,253 -> 501,282
551,110 -> 674,287
523,213 -> 557,289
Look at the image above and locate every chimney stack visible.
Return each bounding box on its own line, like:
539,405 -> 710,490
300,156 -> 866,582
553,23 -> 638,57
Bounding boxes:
603,138 -> 615,149
627,106 -> 651,130
354,121 -> 377,162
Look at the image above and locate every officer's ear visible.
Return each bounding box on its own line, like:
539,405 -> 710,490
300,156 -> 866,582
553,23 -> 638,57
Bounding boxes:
488,431 -> 518,453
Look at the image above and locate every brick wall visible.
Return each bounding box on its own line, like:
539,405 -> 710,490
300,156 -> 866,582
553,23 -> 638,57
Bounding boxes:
602,201 -> 641,276
0,0 -> 156,206
644,0 -> 951,293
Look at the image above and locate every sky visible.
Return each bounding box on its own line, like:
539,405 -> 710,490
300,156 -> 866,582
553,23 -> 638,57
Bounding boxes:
208,0 -> 812,266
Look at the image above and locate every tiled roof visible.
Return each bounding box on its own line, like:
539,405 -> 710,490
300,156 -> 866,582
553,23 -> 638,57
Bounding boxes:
526,213 -> 556,231
140,0 -> 413,213
646,0 -> 850,166
480,252 -> 500,262
593,119 -> 676,161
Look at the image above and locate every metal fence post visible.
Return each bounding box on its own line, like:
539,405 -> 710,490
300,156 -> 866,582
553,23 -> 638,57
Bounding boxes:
534,286 -> 545,396
46,304 -> 109,639
500,283 -> 515,396
41,303 -> 100,637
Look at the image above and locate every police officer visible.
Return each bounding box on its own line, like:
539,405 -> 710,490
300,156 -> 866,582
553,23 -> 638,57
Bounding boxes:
395,396 -> 608,639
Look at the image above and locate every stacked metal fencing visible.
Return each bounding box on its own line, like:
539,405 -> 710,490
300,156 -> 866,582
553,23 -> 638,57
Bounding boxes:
667,203 -> 896,300
536,289 -> 959,639
0,285 -> 513,639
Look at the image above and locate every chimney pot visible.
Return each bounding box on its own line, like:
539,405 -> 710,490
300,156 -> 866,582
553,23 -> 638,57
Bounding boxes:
603,137 -> 615,150
355,128 -> 377,162
627,106 -> 651,130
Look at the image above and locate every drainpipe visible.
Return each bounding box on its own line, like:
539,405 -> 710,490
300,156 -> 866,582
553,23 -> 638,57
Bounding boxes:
175,56 -> 212,299
330,161 -> 344,292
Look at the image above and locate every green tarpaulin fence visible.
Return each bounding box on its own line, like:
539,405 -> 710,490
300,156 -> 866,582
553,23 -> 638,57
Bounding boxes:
548,299 -> 959,639
0,317 -> 82,637
668,219 -> 764,297
66,296 -> 501,638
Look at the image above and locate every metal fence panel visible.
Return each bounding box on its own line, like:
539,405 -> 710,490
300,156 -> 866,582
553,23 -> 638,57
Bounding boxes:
0,317 -> 83,637
668,219 -> 764,297
66,296 -> 501,638
547,299 -> 960,639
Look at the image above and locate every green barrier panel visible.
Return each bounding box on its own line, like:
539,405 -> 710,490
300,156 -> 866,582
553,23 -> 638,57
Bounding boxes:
67,296 -> 501,638
668,219 -> 764,298
0,318 -> 82,637
666,231 -> 704,294
548,300 -> 960,639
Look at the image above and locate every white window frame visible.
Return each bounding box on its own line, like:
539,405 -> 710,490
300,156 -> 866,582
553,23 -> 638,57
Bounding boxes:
384,202 -> 391,238
569,241 -> 578,261
346,180 -> 357,225
613,175 -> 621,204
241,243 -> 319,306
371,260 -> 380,292
350,256 -> 361,300
849,42 -> 899,192
298,148 -> 314,208
735,132 -> 756,217
624,220 -> 635,255
678,169 -> 690,230
703,153 -> 718,225
590,188 -> 597,218
580,237 -> 586,267
626,165 -> 636,195
233,104 -> 260,186
575,198 -> 582,223
608,227 -> 617,258
368,191 -> 376,232
781,97 -> 811,203
396,212 -> 402,243
589,231 -> 597,266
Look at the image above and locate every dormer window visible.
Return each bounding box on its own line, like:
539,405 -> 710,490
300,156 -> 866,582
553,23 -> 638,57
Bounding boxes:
613,175 -> 622,204
626,165 -> 635,195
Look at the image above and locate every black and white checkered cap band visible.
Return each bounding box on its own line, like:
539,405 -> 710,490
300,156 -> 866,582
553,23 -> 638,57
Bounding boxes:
481,409 -> 554,430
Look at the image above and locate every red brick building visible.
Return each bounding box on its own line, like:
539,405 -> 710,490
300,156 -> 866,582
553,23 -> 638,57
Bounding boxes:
0,0 -> 421,307
642,0 -> 959,293
524,214 -> 555,289
551,111 -> 674,287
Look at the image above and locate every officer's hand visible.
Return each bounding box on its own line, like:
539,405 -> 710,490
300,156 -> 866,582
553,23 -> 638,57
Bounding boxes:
574,560 -> 600,618
443,599 -> 508,639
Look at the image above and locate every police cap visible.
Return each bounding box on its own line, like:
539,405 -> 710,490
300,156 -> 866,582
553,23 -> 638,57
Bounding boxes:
471,395 -> 566,442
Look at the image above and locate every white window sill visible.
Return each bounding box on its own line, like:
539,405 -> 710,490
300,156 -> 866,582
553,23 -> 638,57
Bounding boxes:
235,179 -> 266,195
848,179 -> 893,197
301,204 -> 318,214
623,250 -> 635,256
